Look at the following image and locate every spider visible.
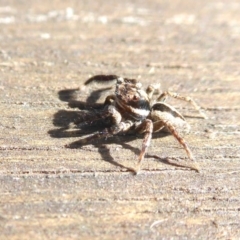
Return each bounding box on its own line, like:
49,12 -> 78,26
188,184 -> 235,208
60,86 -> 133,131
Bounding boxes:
72,75 -> 206,174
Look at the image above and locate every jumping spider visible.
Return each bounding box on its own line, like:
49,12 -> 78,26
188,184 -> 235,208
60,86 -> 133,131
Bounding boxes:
73,75 -> 206,173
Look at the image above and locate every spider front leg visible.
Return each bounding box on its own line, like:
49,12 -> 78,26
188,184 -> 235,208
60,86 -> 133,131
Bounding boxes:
74,100 -> 118,128
134,119 -> 153,174
103,94 -> 115,105
75,105 -> 135,147
157,91 -> 207,119
75,105 -> 122,143
146,83 -> 161,101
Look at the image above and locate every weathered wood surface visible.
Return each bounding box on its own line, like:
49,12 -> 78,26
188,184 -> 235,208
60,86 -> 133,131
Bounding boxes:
0,0 -> 240,239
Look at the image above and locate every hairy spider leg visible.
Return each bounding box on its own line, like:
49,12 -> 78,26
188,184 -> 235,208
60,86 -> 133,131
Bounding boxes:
73,96 -> 117,127
146,83 -> 161,100
77,105 -> 134,144
74,108 -> 112,127
103,94 -> 116,105
153,119 -> 200,172
134,119 -> 153,173
77,120 -> 135,145
157,91 -> 207,119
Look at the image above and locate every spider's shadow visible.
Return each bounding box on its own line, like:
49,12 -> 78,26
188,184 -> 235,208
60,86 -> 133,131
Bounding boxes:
48,76 -> 191,173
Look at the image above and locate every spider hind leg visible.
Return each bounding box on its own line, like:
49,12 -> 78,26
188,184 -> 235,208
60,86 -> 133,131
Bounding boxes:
151,103 -> 200,172
157,91 -> 207,119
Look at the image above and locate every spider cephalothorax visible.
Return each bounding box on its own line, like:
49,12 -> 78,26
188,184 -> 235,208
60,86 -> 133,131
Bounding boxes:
73,75 -> 206,173
114,77 -> 151,121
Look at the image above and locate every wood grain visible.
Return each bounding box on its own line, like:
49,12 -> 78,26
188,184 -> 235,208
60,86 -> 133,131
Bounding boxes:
1,0 -> 240,239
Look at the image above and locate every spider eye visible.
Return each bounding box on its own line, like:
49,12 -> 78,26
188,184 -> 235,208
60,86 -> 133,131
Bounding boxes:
133,95 -> 139,100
